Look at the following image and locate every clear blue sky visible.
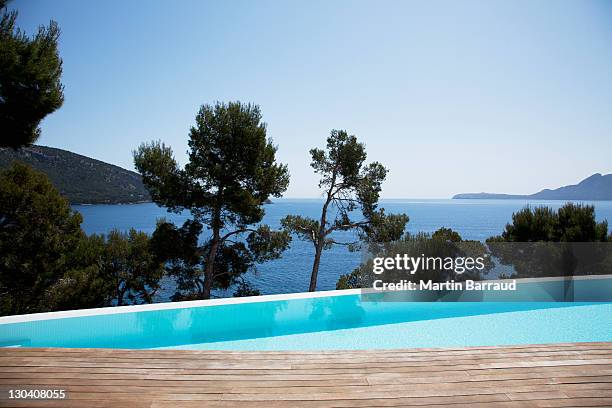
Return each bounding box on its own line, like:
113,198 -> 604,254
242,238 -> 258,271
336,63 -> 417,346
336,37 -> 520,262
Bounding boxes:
12,0 -> 612,198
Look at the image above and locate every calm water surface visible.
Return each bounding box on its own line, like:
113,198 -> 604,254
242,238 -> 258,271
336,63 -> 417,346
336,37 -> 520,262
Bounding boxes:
73,199 -> 612,299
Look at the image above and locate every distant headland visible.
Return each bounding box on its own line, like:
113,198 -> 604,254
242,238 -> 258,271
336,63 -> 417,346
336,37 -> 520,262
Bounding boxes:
453,173 -> 612,201
0,146 -> 151,204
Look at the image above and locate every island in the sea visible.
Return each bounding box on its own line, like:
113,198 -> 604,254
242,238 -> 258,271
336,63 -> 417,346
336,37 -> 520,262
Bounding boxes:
0,145 -> 150,204
453,173 -> 612,201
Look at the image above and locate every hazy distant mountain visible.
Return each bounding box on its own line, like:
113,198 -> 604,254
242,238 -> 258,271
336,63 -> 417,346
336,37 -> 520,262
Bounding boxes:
0,146 -> 150,204
453,173 -> 612,201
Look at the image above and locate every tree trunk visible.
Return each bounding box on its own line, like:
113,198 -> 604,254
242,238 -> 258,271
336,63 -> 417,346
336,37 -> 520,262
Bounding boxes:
116,279 -> 124,306
202,238 -> 218,299
203,202 -> 223,300
309,185 -> 333,292
309,240 -> 324,292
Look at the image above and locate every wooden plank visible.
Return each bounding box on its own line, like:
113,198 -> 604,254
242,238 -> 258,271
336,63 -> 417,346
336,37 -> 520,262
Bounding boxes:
6,368 -> 607,384
6,344 -> 607,356
150,401 -> 536,408
0,342 -> 609,407
532,398 -> 612,407
1,341 -> 610,358
0,375 -> 610,392
2,347 -> 610,362
1,358 -> 610,375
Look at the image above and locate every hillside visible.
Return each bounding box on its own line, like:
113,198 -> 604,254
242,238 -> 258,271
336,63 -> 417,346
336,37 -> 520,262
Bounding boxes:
453,173 -> 612,201
0,146 -> 151,204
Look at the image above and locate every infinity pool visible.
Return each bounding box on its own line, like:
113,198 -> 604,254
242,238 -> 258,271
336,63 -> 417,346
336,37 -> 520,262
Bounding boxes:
1,283 -> 611,350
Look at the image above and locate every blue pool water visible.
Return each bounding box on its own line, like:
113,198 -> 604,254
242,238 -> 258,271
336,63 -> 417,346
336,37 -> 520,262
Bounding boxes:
170,303 -> 612,350
73,199 -> 612,298
2,285 -> 611,350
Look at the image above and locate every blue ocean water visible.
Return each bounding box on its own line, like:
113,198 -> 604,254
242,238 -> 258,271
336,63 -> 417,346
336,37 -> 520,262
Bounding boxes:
73,199 -> 612,298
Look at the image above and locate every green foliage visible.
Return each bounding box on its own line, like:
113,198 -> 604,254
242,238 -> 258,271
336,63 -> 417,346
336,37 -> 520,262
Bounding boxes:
336,228 -> 491,289
0,146 -> 151,204
134,102 -> 291,299
133,141 -> 183,210
149,219 -> 204,301
281,214 -> 333,249
0,163 -> 163,315
336,267 -> 362,290
0,2 -> 64,148
359,210 -> 410,249
41,235 -> 109,311
233,279 -> 261,297
0,163 -> 84,314
431,227 -> 462,242
487,203 -> 611,278
281,129 -> 408,292
491,203 -> 609,243
102,229 -> 165,306
40,229 -> 165,310
246,225 -> 291,263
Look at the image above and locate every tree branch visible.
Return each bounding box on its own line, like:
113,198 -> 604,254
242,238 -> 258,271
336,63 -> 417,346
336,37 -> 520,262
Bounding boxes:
220,228 -> 257,243
325,220 -> 370,235
330,240 -> 359,246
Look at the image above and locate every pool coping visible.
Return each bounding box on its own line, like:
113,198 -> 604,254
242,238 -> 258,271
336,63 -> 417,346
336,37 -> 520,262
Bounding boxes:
0,288 -> 362,324
1,274 -> 610,325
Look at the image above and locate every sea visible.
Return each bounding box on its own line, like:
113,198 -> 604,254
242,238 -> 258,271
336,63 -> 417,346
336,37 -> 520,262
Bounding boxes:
73,199 -> 612,300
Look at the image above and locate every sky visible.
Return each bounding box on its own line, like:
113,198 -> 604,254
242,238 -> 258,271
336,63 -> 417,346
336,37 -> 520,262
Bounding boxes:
11,0 -> 612,198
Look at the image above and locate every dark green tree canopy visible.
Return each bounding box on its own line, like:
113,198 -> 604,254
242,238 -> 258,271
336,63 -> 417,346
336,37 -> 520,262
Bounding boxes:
0,163 -> 164,315
102,228 -> 165,306
134,101 -> 291,299
431,227 -> 463,243
0,1 -> 64,148
487,203 -> 611,279
135,102 -> 289,225
46,229 -> 165,310
41,234 -> 109,312
282,129 -> 408,292
492,203 -> 609,243
0,162 -> 84,314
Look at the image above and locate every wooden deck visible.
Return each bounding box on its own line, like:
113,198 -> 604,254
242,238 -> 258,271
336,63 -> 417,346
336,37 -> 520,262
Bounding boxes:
0,342 -> 611,407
